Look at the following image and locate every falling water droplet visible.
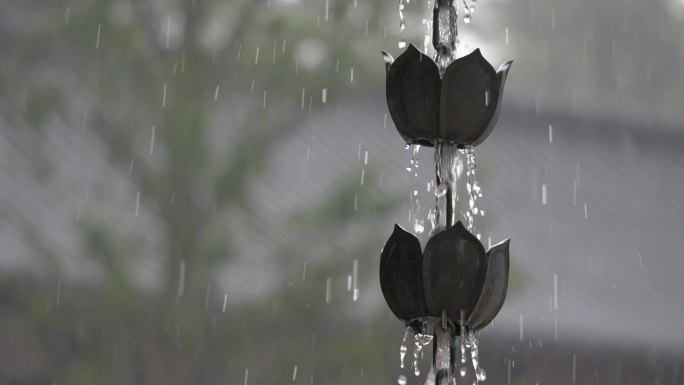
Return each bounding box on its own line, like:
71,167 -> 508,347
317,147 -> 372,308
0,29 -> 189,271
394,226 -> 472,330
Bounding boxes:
463,14 -> 471,23
398,375 -> 408,385
460,367 -> 467,377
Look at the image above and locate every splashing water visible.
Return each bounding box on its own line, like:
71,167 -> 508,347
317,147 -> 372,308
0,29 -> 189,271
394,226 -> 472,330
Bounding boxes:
468,330 -> 487,383
398,0 -> 410,48
406,144 -> 420,173
400,327 -> 410,368
463,146 -> 483,233
461,0 -> 480,24
413,333 -> 434,376
422,1 -> 433,53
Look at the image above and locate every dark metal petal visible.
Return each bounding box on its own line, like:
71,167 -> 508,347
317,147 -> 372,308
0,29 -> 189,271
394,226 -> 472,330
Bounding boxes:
386,44 -> 441,146
381,51 -> 394,74
439,49 -> 500,146
422,222 -> 487,320
467,239 -> 510,330
380,224 -> 428,322
471,60 -> 514,147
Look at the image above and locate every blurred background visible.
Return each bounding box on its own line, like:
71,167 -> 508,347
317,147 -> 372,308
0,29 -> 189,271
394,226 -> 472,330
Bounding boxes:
1,0 -> 684,384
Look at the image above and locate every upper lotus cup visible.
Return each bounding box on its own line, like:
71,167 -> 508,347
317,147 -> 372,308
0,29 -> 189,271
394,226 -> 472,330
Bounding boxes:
382,44 -> 513,147
379,222 -> 510,333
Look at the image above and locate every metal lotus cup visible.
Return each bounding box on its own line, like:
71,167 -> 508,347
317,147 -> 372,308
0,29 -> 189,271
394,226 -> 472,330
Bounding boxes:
382,44 -> 513,148
380,222 -> 510,334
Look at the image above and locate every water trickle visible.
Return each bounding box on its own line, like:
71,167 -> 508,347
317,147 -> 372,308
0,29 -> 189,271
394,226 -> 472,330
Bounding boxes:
398,0 -> 409,48
400,327 -> 410,368
434,325 -> 453,385
422,1 -> 433,53
433,143 -> 462,233
463,146 -> 482,232
468,330 -> 486,383
413,333 -> 434,376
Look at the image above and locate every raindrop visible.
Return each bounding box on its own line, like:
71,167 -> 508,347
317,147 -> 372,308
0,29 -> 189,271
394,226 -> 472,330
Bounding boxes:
149,125 -> 156,155
398,375 -> 408,385
95,23 -> 102,49
553,274 -> 558,310
162,84 -> 167,108
134,191 -> 140,217
325,277 -> 333,304
352,259 -> 359,301
56,277 -> 61,307
165,16 -> 172,48
177,260 -> 186,298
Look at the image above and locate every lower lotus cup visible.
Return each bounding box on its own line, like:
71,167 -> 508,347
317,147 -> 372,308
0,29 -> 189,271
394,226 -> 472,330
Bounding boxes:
383,44 -> 513,147
380,222 -> 510,334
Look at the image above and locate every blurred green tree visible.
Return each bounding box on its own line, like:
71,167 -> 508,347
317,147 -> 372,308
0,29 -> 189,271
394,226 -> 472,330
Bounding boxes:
0,0 -> 411,383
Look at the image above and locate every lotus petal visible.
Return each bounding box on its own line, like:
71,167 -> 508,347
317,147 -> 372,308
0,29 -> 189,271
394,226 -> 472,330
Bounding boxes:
467,239 -> 510,330
380,224 -> 428,321
422,222 -> 487,320
439,49 -> 500,145
471,60 -> 513,147
381,51 -> 394,74
386,44 -> 441,146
